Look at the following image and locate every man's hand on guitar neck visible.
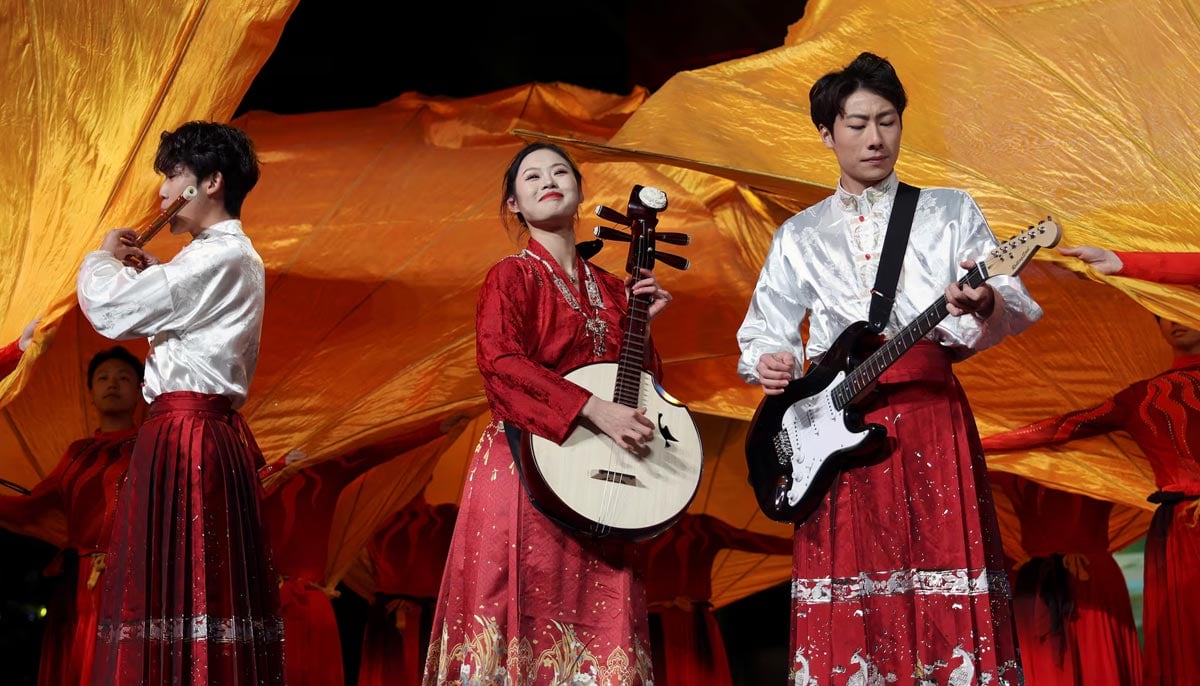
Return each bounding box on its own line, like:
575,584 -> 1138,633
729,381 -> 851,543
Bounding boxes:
945,259 -> 996,319
755,351 -> 796,396
581,396 -> 654,455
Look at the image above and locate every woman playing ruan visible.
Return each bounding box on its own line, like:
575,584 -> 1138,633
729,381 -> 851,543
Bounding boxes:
422,143 -> 672,686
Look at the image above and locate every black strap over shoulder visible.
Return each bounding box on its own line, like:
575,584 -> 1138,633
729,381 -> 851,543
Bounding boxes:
867,182 -> 921,333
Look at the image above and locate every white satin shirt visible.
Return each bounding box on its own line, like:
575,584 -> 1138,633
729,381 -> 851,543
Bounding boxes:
737,173 -> 1043,382
77,219 -> 265,409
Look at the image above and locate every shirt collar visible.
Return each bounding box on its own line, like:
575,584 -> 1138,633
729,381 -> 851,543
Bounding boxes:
194,218 -> 244,241
835,172 -> 899,215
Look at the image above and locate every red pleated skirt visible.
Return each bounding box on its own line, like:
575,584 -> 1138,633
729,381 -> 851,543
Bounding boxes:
91,391 -> 285,685
789,342 -> 1022,685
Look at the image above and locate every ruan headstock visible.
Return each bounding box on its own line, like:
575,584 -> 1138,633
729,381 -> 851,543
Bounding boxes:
592,185 -> 691,274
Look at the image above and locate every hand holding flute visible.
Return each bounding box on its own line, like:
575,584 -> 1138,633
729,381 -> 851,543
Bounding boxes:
98,185 -> 197,270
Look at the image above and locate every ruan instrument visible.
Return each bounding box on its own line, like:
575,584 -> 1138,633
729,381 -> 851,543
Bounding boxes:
744,218 -> 1062,523
517,184 -> 703,541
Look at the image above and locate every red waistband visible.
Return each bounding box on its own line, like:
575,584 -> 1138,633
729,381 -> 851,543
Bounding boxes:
875,340 -> 953,385
149,391 -> 233,417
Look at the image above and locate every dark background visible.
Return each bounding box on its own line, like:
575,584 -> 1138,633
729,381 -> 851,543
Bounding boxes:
3,1 -> 807,683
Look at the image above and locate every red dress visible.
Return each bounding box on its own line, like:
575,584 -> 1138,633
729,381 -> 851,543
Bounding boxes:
358,494 -> 458,686
641,513 -> 791,686
990,473 -> 1142,685
790,342 -> 1022,686
0,339 -> 21,379
1115,251 -> 1200,284
91,392 -> 285,686
423,239 -> 661,686
983,354 -> 1200,686
259,428 -> 444,686
0,426 -> 137,686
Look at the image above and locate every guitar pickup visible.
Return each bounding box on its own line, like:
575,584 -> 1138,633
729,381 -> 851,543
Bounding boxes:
590,470 -> 640,487
773,431 -> 794,467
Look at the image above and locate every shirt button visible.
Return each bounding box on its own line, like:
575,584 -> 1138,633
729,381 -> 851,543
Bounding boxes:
865,253 -> 872,260
859,215 -> 865,222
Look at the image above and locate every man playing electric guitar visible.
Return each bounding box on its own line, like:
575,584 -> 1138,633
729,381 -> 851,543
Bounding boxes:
736,52 -> 1043,685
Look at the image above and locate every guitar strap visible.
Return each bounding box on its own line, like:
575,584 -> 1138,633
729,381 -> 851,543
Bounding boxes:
867,182 -> 921,333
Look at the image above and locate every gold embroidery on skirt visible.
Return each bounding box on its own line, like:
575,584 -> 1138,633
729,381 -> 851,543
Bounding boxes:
425,616 -> 653,686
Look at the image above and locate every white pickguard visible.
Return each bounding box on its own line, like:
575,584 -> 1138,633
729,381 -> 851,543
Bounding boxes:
527,363 -> 703,533
777,371 -> 871,507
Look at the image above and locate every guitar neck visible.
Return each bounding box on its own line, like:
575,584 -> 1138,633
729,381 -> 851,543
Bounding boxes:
613,291 -> 653,407
832,264 -> 989,409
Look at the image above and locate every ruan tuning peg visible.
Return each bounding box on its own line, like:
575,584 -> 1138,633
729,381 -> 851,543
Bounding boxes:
594,205 -> 630,226
593,226 -> 631,242
655,251 -> 690,271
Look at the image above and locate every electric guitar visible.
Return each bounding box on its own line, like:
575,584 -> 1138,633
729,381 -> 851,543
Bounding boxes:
519,185 -> 703,541
744,218 -> 1062,523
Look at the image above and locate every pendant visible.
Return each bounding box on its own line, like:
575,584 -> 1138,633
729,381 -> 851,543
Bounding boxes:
585,316 -> 607,358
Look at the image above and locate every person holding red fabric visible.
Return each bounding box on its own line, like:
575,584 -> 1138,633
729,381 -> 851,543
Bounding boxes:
77,120 -> 284,685
1058,245 -> 1200,284
989,472 -> 1142,686
422,142 -> 673,686
259,425 -> 452,686
0,345 -> 143,686
0,317 -> 41,379
983,316 -> 1200,686
641,513 -> 791,686
737,52 -> 1040,684
357,492 -> 457,686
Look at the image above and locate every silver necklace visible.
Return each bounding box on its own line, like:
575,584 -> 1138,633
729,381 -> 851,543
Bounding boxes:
523,249 -> 608,358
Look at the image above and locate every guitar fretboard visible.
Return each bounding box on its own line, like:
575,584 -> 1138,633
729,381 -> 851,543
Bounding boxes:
831,265 -> 988,410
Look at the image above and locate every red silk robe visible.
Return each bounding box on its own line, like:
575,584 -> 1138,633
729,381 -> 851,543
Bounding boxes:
0,339 -> 21,379
983,354 -> 1200,686
0,426 -> 137,686
261,424 -> 449,686
641,514 -> 791,686
990,473 -> 1142,685
1115,251 -> 1200,284
358,494 -> 458,686
423,238 -> 662,686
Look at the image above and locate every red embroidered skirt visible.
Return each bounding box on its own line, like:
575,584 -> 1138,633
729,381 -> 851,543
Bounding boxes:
91,391 -> 285,685
789,342 -> 1022,685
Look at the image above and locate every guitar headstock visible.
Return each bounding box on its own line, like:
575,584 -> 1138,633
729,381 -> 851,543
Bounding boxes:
592,184 -> 691,273
982,216 -> 1062,278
